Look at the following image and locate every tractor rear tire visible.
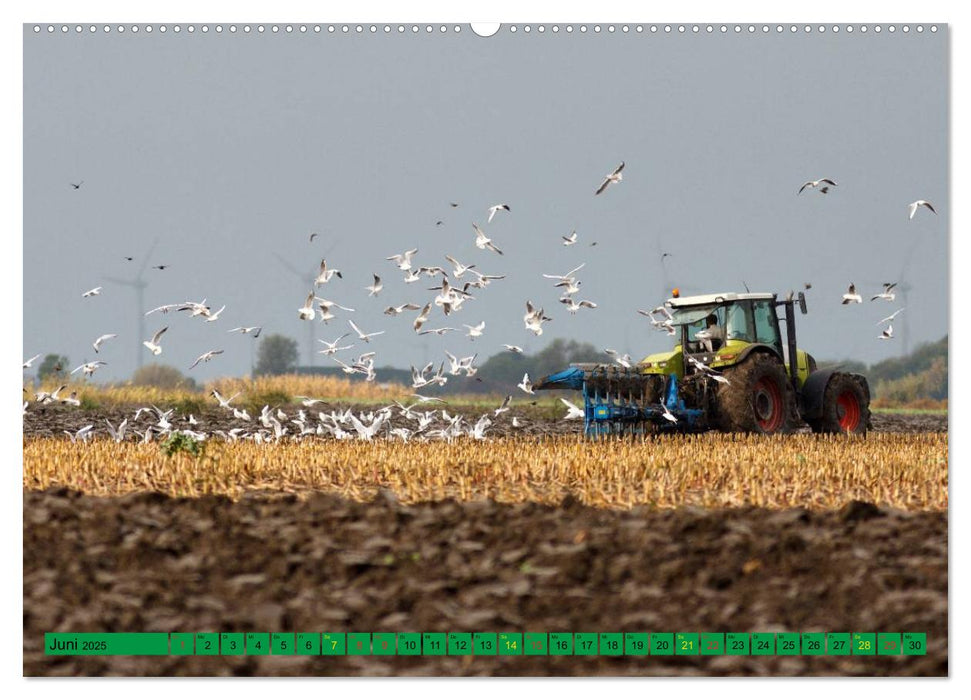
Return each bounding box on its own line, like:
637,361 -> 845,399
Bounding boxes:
808,373 -> 870,435
715,353 -> 794,434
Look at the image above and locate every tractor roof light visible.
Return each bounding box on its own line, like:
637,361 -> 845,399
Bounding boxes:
672,287 -> 680,298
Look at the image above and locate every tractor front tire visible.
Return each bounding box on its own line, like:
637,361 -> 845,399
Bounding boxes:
808,373 -> 870,435
716,353 -> 794,434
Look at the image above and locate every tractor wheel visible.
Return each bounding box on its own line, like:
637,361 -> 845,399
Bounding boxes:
809,373 -> 870,435
715,353 -> 793,434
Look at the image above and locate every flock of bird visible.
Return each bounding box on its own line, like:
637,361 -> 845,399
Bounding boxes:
23,167 -> 938,442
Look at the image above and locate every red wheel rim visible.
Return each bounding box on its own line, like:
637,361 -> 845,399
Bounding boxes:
753,376 -> 784,432
836,390 -> 861,432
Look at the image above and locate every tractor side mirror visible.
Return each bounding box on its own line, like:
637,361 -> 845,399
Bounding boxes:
798,292 -> 807,315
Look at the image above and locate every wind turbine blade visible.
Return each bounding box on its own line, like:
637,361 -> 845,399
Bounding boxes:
135,236 -> 160,278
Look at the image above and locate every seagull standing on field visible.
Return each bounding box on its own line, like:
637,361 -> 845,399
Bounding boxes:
473,223 -> 503,255
92,334 -> 117,353
841,284 -> 863,305
908,200 -> 937,219
871,283 -> 897,302
298,291 -> 316,320
365,274 -> 383,297
189,349 -> 224,370
348,319 -> 385,343
143,327 -> 168,355
595,161 -> 625,195
487,204 -> 510,223
82,286 -> 102,298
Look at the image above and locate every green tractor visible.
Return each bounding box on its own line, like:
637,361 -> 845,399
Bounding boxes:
534,290 -> 871,437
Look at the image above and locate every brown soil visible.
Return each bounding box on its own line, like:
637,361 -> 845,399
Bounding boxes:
24,488 -> 947,676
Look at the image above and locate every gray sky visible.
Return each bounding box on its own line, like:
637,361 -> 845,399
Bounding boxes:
24,25 -> 948,382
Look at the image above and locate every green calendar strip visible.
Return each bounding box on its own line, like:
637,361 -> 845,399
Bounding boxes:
44,632 -> 927,657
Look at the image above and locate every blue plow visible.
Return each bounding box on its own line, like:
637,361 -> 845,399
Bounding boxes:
534,364 -> 706,437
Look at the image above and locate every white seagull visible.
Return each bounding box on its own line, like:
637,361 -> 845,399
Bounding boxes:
92,334 -> 118,353
562,230 -> 578,246
560,398 -> 584,420
314,258 -> 343,286
418,327 -> 457,337
348,319 -> 385,343
298,291 -> 317,321
517,372 -> 534,395
228,326 -> 263,338
908,200 -> 937,220
876,308 -> 905,326
524,301 -> 551,336
387,248 -> 419,271
71,360 -> 106,377
188,349 -> 224,370
384,302 -> 421,316
413,303 -> 432,333
318,333 -> 355,356
503,344 -> 524,354
23,354 -> 41,369
841,283 -> 863,305
595,161 -> 625,195
464,321 -> 485,340
871,283 -> 897,302
798,178 -> 837,195
487,204 -> 510,223
82,286 -> 102,298
210,389 -> 240,410
143,326 -> 168,355
204,305 -> 226,322
494,395 -> 512,417
559,297 -> 598,314
472,223 -> 503,255
878,324 -> 894,340
365,274 -> 383,297
445,255 -> 477,278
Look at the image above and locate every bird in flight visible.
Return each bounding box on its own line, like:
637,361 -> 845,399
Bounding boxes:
23,354 -> 41,369
298,291 -> 316,321
445,255 -> 476,278
561,398 -> 584,420
517,372 -> 534,395
387,247 -> 419,271
798,178 -> 837,195
487,204 -> 510,223
348,319 -> 385,343
143,327 -> 168,355
871,283 -> 897,302
82,286 -> 102,298
384,302 -> 421,316
464,321 -> 485,340
908,200 -> 937,220
123,256 -> 134,262
70,181 -> 84,190
318,333 -> 355,356
878,324 -> 894,341
153,265 -> 169,271
71,360 -> 107,377
309,232 -> 319,242
92,334 -> 117,353
472,223 -> 503,255
365,274 -> 383,297
562,230 -> 578,246
502,344 -> 524,354
876,308 -> 905,326
315,258 -> 343,286
595,162 -> 625,195
189,349 -> 224,370
228,326 -> 263,337
841,283 -> 863,305
560,297 -> 598,314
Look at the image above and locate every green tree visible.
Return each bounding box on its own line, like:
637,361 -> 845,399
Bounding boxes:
132,363 -> 197,390
255,334 -> 299,376
37,353 -> 69,381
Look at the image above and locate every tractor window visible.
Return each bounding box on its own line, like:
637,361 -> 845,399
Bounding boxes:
725,302 -> 754,342
684,306 -> 726,352
753,301 -> 782,349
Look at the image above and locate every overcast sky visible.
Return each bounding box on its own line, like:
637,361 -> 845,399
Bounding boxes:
23,25 -> 948,382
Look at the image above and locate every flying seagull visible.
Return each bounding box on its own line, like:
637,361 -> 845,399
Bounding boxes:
841,283 -> 863,305
562,230 -> 578,246
871,283 -> 897,302
70,181 -> 84,190
798,178 -> 837,195
445,255 -> 476,278
143,326 -> 168,355
387,248 -> 419,271
878,324 -> 894,340
517,372 -> 534,395
23,354 -> 41,369
82,286 -> 102,298
152,265 -> 169,270
595,161 -> 625,195
487,204 -> 510,223
71,360 -> 107,377
298,291 -> 316,320
384,302 -> 422,316
413,303 -> 432,333
92,333 -> 117,353
314,258 -> 343,286
228,326 -> 263,338
494,395 -> 512,417
365,274 -> 383,297
473,223 -> 503,255
189,349 -> 224,370
560,398 -> 584,420
309,232 -> 319,242
560,297 -> 598,314
464,321 -> 485,340
348,319 -> 385,343
876,308 -> 905,326
503,344 -> 524,354
908,200 -> 937,220
318,333 -> 355,356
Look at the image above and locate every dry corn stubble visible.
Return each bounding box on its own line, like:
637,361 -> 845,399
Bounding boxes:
23,433 -> 947,511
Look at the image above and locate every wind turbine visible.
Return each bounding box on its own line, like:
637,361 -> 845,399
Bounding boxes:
104,237 -> 159,372
273,241 -> 337,368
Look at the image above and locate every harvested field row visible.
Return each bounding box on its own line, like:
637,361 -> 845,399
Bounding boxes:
23,433 -> 947,510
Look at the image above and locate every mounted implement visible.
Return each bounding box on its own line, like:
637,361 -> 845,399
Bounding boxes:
534,291 -> 871,437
